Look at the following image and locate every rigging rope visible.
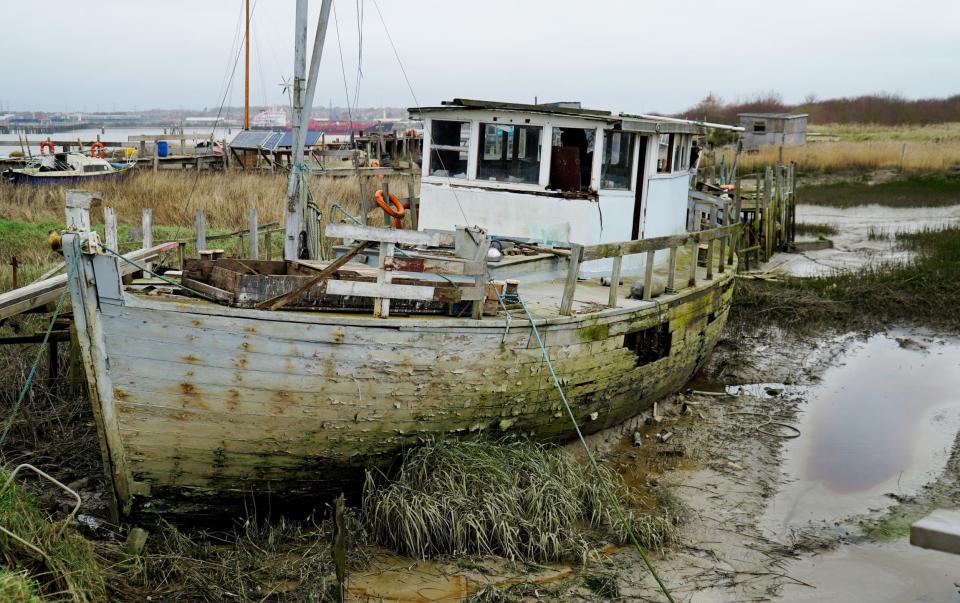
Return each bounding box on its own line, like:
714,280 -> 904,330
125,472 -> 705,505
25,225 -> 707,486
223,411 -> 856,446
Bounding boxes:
516,295 -> 677,603
369,0 -> 471,228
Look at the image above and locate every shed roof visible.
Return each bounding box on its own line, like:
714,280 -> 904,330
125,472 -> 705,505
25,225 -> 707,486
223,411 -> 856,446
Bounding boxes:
738,112 -> 808,119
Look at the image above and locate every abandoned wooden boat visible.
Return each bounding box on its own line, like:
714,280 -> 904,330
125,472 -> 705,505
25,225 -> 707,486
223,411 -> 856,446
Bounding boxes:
61,2 -> 744,517
63,98 -> 742,516
2,152 -> 134,185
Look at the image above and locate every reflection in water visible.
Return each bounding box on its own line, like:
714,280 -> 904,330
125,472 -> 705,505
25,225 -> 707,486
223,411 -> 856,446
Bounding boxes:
763,331 -> 960,534
803,333 -> 960,493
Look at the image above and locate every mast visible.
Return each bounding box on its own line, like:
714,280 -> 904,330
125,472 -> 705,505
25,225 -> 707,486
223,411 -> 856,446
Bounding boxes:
244,0 -> 250,130
283,0 -> 333,261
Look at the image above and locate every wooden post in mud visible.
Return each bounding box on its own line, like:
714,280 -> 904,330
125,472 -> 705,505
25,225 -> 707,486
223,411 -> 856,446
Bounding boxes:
104,207 -> 118,252
195,210 -> 206,254
141,209 -> 153,272
764,167 -> 773,260
248,208 -> 259,260
406,179 -> 418,230
358,178 -> 368,225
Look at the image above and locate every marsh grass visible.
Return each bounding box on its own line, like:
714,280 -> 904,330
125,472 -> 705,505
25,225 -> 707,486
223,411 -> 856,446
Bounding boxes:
0,568 -> 44,602
0,170 -> 417,291
731,225 -> 960,332
362,440 -> 681,563
116,514 -> 368,602
0,469 -> 107,602
794,222 -> 839,238
731,140 -> 960,174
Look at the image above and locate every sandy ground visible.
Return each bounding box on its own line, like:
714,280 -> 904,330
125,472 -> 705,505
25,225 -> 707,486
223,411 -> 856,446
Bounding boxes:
760,203 -> 960,276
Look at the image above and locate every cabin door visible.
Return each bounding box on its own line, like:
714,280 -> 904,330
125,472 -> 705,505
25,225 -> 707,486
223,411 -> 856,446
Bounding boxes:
631,136 -> 649,240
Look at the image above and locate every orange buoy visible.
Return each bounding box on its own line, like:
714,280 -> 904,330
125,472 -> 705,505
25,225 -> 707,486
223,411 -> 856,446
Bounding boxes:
39,140 -> 55,156
90,142 -> 106,158
375,189 -> 405,228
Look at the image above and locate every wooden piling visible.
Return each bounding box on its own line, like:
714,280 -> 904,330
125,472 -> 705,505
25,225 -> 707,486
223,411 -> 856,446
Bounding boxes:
248,208 -> 259,260
195,210 -> 206,253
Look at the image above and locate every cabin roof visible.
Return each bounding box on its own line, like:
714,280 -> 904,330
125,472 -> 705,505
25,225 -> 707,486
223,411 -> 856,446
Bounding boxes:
738,112 -> 809,119
411,98 -> 743,132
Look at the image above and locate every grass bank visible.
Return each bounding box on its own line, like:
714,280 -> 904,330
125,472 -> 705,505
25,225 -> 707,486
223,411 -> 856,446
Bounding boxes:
731,225 -> 960,333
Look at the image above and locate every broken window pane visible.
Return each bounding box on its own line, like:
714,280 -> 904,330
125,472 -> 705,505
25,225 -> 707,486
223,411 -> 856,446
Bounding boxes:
753,121 -> 766,133
428,119 -> 470,179
478,123 -> 542,184
549,127 -> 594,191
600,131 -> 634,189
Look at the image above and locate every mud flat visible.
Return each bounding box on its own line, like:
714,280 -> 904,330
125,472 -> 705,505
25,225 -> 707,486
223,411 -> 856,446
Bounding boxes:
764,203 -> 960,276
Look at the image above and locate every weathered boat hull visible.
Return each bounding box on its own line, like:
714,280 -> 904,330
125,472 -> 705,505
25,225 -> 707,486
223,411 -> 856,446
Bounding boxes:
3,166 -> 133,186
66,239 -> 733,515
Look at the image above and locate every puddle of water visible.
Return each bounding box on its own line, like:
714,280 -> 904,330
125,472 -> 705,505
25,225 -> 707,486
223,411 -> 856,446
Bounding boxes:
779,539 -> 960,603
763,330 -> 960,534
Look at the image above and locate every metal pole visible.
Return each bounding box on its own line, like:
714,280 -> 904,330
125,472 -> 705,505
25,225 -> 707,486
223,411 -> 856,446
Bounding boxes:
244,0 -> 250,130
283,0 -> 333,261
283,0 -> 309,261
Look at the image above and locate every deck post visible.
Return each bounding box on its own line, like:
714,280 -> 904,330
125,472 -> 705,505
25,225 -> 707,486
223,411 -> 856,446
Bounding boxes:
248,208 -> 259,259
358,178 -> 368,225
152,144 -> 159,172
705,239 -> 714,280
373,242 -> 394,318
608,256 -> 622,307
642,250 -> 655,301
687,239 -> 698,288
666,246 -> 678,293
559,244 -> 583,316
764,167 -> 773,259
195,209 -> 206,254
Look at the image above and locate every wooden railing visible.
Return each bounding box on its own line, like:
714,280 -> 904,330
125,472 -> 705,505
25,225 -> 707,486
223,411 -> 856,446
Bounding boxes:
324,223 -> 487,319
560,223 -> 740,316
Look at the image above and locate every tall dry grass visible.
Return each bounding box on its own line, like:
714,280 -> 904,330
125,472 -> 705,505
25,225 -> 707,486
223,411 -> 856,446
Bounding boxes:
0,170 -> 417,230
729,139 -> 960,173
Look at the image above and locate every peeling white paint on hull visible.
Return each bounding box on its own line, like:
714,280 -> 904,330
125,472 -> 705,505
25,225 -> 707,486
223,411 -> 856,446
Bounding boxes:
65,236 -> 733,514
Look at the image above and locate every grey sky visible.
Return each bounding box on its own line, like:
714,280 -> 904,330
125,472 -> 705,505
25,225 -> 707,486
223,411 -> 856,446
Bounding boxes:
2,0 -> 958,115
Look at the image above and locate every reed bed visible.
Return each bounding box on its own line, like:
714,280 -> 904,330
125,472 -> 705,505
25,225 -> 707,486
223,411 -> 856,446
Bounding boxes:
0,170 -> 415,229
730,140 -> 960,173
794,222 -> 839,238
362,440 -> 680,563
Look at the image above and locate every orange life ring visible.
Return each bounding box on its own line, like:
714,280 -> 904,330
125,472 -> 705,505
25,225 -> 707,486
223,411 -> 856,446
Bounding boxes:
369,159 -> 381,168
375,190 -> 405,228
39,140 -> 55,156
90,142 -> 106,158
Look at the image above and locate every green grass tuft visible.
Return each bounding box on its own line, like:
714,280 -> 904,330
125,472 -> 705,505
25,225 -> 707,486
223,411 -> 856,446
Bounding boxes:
362,440 -> 680,563
801,174 -> 960,207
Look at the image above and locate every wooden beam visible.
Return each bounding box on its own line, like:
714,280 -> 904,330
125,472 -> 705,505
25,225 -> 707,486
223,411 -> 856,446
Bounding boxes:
608,256 -> 622,307
255,240 -> 369,311
325,222 -> 443,246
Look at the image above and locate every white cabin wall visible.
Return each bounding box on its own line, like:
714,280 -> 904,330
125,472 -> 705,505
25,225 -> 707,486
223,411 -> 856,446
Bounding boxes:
419,182 -> 602,244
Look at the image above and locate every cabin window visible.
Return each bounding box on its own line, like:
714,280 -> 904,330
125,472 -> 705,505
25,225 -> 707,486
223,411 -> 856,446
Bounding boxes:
82,164 -> 107,173
549,127 -> 594,191
656,134 -> 674,173
673,134 -> 687,173
427,119 -> 470,179
600,131 -> 634,190
752,121 -> 766,133
478,123 -> 542,184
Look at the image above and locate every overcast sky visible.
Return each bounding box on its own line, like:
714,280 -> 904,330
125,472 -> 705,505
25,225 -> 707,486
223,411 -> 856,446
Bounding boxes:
2,0 -> 958,115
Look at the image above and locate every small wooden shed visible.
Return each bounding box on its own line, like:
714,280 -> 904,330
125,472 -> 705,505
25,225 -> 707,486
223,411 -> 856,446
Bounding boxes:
738,113 -> 807,151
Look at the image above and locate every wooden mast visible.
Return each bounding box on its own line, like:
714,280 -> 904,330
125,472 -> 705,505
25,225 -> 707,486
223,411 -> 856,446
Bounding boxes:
283,0 -> 333,261
244,0 -> 250,130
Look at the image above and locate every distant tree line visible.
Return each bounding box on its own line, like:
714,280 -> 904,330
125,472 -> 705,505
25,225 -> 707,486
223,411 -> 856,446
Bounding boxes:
675,92 -> 960,125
